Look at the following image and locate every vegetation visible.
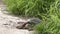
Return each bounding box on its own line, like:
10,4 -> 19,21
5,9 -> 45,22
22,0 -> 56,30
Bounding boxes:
34,0 -> 60,34
4,0 -> 60,34
4,0 -> 55,17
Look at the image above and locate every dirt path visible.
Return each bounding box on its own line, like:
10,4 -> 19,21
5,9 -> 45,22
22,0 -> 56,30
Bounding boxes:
0,1 -> 33,34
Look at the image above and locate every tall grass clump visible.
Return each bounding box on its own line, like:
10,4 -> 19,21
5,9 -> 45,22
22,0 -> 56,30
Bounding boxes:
34,0 -> 60,34
4,0 -> 55,17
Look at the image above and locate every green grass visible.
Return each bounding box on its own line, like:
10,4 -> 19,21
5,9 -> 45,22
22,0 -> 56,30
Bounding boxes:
4,0 -> 56,17
34,15 -> 60,34
34,0 -> 60,34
